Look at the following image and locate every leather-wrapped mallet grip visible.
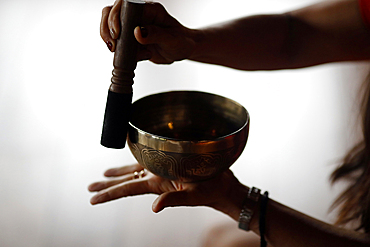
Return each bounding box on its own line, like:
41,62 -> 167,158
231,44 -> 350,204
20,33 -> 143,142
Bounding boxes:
101,0 -> 145,149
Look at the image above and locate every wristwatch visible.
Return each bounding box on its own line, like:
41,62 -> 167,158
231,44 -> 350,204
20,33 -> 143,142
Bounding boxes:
238,187 -> 261,231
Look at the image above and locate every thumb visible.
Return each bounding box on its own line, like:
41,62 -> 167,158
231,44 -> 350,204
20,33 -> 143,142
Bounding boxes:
152,190 -> 196,213
134,25 -> 172,45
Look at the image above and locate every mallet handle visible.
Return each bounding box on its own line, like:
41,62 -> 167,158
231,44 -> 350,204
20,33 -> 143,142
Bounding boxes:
101,0 -> 144,149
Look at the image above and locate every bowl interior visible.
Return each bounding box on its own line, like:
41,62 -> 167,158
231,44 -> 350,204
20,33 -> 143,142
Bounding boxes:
130,91 -> 248,141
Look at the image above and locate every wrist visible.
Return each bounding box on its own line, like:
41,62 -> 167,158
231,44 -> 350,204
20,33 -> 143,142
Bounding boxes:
211,181 -> 250,221
187,28 -> 206,61
239,187 -> 262,231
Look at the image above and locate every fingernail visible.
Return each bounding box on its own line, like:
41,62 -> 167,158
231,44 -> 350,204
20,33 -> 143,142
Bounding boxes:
88,183 -> 101,191
110,28 -> 116,39
91,193 -> 107,205
106,41 -> 113,51
152,202 -> 159,212
140,27 -> 148,38
152,198 -> 163,213
104,168 -> 116,176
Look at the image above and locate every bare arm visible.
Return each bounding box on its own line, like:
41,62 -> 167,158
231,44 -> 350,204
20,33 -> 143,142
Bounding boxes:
250,197 -> 370,246
202,177 -> 370,247
193,175 -> 370,247
102,0 -> 370,70
89,165 -> 370,247
189,0 -> 370,70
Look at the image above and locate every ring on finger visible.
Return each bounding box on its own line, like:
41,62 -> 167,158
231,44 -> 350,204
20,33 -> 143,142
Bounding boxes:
133,170 -> 145,179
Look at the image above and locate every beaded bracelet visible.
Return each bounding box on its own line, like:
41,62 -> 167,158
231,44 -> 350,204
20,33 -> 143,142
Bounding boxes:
259,191 -> 269,247
238,187 -> 269,247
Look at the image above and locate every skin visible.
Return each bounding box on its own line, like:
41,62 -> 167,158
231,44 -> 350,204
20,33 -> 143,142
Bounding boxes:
93,0 -> 370,246
100,0 -> 370,68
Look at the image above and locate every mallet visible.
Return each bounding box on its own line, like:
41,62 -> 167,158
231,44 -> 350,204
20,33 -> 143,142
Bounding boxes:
101,0 -> 145,149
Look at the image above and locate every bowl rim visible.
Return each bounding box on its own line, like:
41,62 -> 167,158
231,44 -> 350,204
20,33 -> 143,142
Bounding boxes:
128,90 -> 250,153
130,90 -> 249,140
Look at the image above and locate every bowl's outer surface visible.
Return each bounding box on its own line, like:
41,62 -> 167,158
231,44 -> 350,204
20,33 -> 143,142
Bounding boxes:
127,91 -> 250,182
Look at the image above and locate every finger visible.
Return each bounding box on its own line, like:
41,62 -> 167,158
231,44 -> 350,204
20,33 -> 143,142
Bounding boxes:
137,45 -> 152,61
152,190 -> 193,213
101,5 -> 115,52
134,26 -> 152,61
134,24 -> 173,45
108,0 -> 122,40
90,178 -> 153,205
104,163 -> 143,177
134,25 -> 176,63
88,174 -> 135,192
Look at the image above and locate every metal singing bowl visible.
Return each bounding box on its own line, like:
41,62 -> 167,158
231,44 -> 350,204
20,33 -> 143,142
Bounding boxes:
127,91 -> 250,182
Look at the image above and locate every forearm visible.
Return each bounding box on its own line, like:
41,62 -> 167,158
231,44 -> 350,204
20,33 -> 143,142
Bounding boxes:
216,183 -> 370,247
188,14 -> 292,71
188,0 -> 370,71
258,199 -> 370,247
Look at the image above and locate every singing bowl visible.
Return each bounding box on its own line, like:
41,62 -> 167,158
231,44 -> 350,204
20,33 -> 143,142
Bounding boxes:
127,91 -> 250,182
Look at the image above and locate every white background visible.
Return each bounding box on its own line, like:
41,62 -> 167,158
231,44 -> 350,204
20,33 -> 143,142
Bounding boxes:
0,0 -> 369,246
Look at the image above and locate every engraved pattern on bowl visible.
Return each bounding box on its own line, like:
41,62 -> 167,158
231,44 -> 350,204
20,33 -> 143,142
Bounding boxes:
127,91 -> 250,182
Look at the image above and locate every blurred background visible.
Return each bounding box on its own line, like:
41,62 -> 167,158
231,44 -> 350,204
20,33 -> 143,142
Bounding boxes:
0,0 -> 369,246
